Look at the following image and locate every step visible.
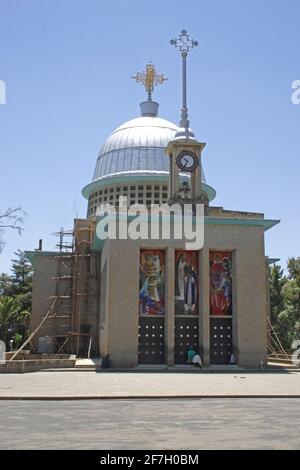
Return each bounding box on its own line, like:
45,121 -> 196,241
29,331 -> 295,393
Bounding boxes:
75,358 -> 102,369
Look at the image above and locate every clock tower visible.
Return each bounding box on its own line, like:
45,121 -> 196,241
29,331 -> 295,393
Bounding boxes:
166,132 -> 207,205
166,30 -> 208,207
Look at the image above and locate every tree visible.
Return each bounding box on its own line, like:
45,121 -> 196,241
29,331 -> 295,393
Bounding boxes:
1,250 -> 33,311
269,264 -> 286,326
0,273 -> 14,296
0,296 -> 21,346
11,250 -> 33,285
269,258 -> 300,353
0,251 -> 33,348
10,250 -> 33,312
287,257 -> 300,283
280,258 -> 300,349
0,207 -> 25,252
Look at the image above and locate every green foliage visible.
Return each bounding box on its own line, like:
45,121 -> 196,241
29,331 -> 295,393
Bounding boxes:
0,273 -> 14,296
11,250 -> 33,286
0,250 -> 32,347
270,257 -> 300,353
12,332 -> 24,349
0,296 -> 21,345
269,264 -> 286,325
287,258 -> 300,282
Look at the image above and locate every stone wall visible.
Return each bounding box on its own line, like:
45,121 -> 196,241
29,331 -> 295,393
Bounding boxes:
101,223 -> 267,368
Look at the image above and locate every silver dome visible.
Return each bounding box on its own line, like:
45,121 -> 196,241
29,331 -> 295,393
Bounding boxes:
92,116 -> 206,183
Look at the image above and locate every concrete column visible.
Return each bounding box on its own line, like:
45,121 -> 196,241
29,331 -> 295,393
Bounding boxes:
171,155 -> 177,199
232,249 -> 239,364
198,153 -> 202,198
168,154 -> 173,198
191,172 -> 196,199
265,257 -> 271,347
233,230 -> 267,367
99,241 -> 111,359
194,153 -> 202,199
165,247 -> 175,366
199,246 -> 210,366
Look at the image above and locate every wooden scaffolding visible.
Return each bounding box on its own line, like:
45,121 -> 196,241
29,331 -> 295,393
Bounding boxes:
10,221 -> 100,360
49,222 -> 100,356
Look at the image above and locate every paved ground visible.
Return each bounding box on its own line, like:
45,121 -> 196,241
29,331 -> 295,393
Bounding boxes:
0,399 -> 299,450
0,370 -> 300,398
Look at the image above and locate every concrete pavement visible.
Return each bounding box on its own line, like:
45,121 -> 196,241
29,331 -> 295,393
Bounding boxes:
0,370 -> 300,399
1,399 -> 300,449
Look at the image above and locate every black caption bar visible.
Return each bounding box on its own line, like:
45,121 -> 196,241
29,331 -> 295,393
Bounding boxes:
0,450 -> 291,464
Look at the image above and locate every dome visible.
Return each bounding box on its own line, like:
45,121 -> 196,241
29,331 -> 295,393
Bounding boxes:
82,105 -> 216,214
92,116 -> 207,182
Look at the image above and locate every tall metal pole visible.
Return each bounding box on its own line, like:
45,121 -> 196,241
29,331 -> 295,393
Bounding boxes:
170,30 -> 198,133
181,51 -> 188,129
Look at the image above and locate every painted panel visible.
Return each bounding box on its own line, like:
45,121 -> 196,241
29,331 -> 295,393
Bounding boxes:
139,250 -> 165,315
209,251 -> 232,315
175,251 -> 199,315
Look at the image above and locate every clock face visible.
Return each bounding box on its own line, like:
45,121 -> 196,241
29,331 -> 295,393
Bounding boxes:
176,151 -> 198,172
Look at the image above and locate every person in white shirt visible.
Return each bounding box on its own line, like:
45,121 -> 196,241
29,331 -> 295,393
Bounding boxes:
192,353 -> 203,368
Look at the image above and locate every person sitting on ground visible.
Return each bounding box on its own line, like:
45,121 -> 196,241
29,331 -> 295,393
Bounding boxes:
187,345 -> 196,363
101,354 -> 111,369
229,353 -> 236,365
192,353 -> 203,368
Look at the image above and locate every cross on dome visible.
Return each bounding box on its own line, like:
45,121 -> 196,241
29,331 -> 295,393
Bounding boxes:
132,63 -> 167,101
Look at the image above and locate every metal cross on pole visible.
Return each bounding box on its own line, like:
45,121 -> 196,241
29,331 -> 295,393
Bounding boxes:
170,30 -> 198,131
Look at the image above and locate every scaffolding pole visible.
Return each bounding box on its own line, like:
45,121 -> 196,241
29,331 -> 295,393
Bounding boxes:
10,222 -> 99,361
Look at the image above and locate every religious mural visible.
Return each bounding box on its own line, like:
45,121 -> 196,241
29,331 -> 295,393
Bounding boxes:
175,251 -> 199,315
139,250 -> 165,315
209,251 -> 232,316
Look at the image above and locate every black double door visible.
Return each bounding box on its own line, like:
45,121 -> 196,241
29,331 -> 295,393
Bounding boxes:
139,316 -> 233,365
174,317 -> 199,364
210,317 -> 233,364
138,316 -> 164,364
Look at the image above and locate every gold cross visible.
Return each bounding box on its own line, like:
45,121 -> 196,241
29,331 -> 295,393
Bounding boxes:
132,63 -> 167,100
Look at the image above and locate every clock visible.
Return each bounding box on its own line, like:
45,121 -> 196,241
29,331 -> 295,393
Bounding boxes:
176,151 -> 198,172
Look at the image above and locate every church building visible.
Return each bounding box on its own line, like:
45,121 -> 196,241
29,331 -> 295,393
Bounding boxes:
26,31 -> 279,368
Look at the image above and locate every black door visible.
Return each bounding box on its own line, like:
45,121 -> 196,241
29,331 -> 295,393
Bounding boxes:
210,317 -> 232,364
174,317 -> 199,364
138,316 -> 164,364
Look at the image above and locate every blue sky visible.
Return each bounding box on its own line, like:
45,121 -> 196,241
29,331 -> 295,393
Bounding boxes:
0,0 -> 299,273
